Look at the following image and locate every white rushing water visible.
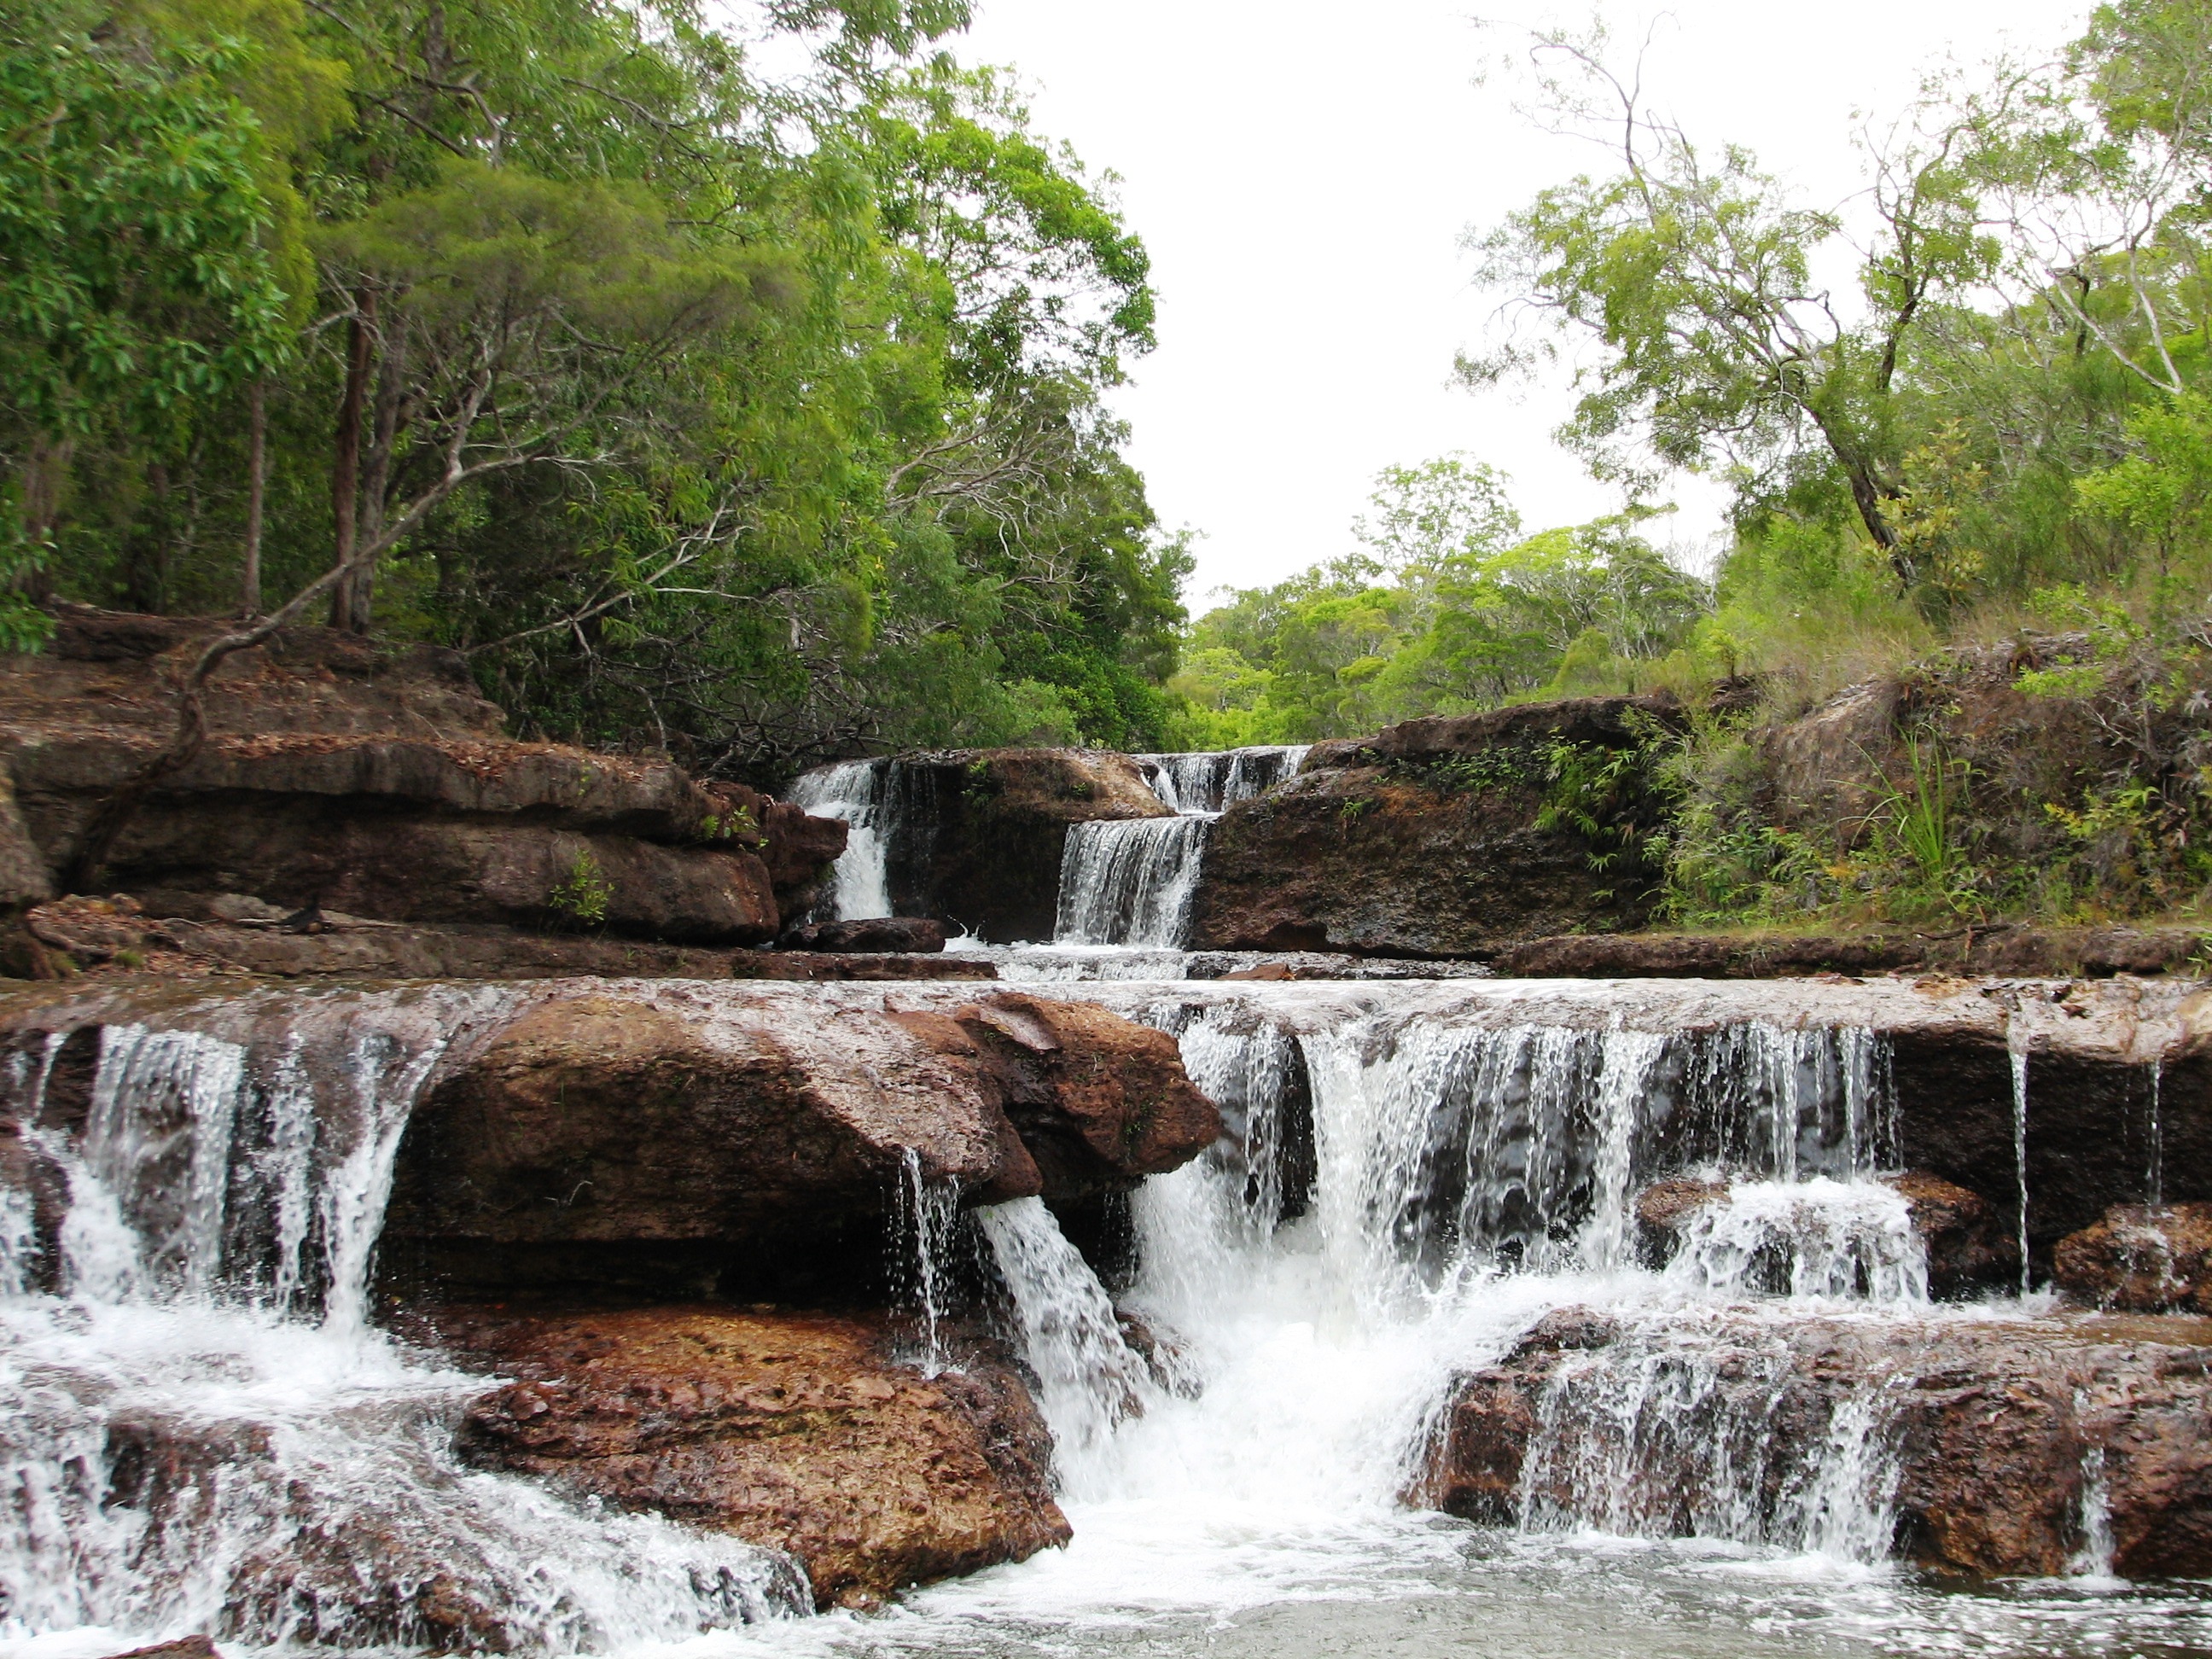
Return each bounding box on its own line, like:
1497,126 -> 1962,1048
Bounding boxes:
0,992 -> 806,1653
787,760 -> 896,921
1051,745 -> 1309,951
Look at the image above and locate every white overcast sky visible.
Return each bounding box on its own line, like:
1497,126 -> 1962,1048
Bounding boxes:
948,0 -> 2094,607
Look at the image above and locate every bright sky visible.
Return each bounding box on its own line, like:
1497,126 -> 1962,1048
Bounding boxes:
952,0 -> 2095,608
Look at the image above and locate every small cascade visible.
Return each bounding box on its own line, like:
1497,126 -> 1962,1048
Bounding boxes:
2073,1434 -> 2119,1580
976,1197 -> 1155,1489
0,992 -> 807,1648
2149,1058 -> 2166,1209
1662,1178 -> 1929,1306
1515,1320 -> 1904,1562
1136,745 -> 1311,814
787,759 -> 894,920
892,1148 -> 962,1377
1053,816 -> 1209,947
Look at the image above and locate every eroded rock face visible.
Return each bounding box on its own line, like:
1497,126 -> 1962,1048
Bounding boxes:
1189,698 -> 1679,958
1428,1304 -> 2212,1579
376,983 -> 1221,1301
2056,1204 -> 2212,1313
0,606 -> 843,948
783,917 -> 948,954
1496,927 -> 2212,980
432,1306 -> 1070,1608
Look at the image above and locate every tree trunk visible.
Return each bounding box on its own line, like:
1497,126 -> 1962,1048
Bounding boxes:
329,288 -> 378,632
336,323 -> 409,635
16,439 -> 69,602
242,381 -> 266,617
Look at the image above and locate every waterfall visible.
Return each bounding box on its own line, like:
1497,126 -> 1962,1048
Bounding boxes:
976,1198 -> 1155,1492
1053,817 -> 1209,947
945,998 -> 1942,1589
1136,746 -> 1310,814
787,760 -> 895,920
0,992 -> 807,1648
892,1148 -> 962,1377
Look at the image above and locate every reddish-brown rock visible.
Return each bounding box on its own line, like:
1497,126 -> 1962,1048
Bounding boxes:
0,605 -> 843,947
2056,1203 -> 2212,1313
783,917 -> 949,953
377,984 -> 1222,1300
1190,698 -> 1679,958
1428,1305 -> 2212,1579
434,1306 -> 1069,1607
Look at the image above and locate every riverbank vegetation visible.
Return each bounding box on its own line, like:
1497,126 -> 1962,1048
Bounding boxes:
3,0 -> 1185,775
1164,0 -> 2212,929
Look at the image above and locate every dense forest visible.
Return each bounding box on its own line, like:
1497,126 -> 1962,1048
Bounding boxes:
3,0 -> 1185,777
11,0 -> 2212,833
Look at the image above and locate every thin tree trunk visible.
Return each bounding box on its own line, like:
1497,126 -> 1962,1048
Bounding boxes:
329,287 -> 377,632
16,439 -> 69,602
337,324 -> 408,635
242,381 -> 266,617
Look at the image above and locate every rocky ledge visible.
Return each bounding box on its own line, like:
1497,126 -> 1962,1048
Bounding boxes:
1428,1304 -> 2212,1578
0,606 -> 847,952
1187,697 -> 1678,957
426,1305 -> 1068,1608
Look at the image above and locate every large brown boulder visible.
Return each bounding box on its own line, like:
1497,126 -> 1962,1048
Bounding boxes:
2056,1203 -> 2212,1313
1428,1304 -> 2212,1578
377,983 -> 1221,1300
1189,697 -> 1679,958
434,1306 -> 1069,1608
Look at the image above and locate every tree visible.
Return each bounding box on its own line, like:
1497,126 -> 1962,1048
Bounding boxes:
0,2 -> 294,637
1469,24 -> 1998,589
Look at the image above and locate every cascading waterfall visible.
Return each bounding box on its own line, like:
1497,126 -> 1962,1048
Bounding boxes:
1136,746 -> 1311,815
787,760 -> 896,920
963,999 -> 1929,1592
892,1149 -> 962,1377
1048,746 -> 1312,952
1053,816 -> 1210,947
0,992 -> 806,1650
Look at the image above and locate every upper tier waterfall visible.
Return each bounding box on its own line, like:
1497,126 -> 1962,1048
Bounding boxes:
1049,746 -> 1307,950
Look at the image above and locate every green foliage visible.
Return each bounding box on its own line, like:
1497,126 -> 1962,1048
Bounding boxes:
10,0 -> 1184,777
547,846 -> 613,926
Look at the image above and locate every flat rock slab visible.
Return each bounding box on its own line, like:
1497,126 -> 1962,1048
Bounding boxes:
429,1305 -> 1069,1607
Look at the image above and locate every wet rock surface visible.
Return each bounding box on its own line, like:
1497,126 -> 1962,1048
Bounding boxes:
782,917 -> 949,953
1497,927 -> 2211,980
14,895 -> 995,983
429,1305 -> 1069,1608
2057,1203 -> 2212,1313
1430,1305 -> 2212,1579
1189,698 -> 1675,958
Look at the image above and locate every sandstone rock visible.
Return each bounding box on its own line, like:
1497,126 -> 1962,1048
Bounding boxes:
96,1639 -> 222,1659
433,1305 -> 1070,1608
782,917 -> 948,953
378,985 -> 1220,1300
1190,698 -> 1678,958
2055,1203 -> 2212,1313
1495,927 -> 2211,980
1428,1304 -> 2212,1578
0,606 -> 842,946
